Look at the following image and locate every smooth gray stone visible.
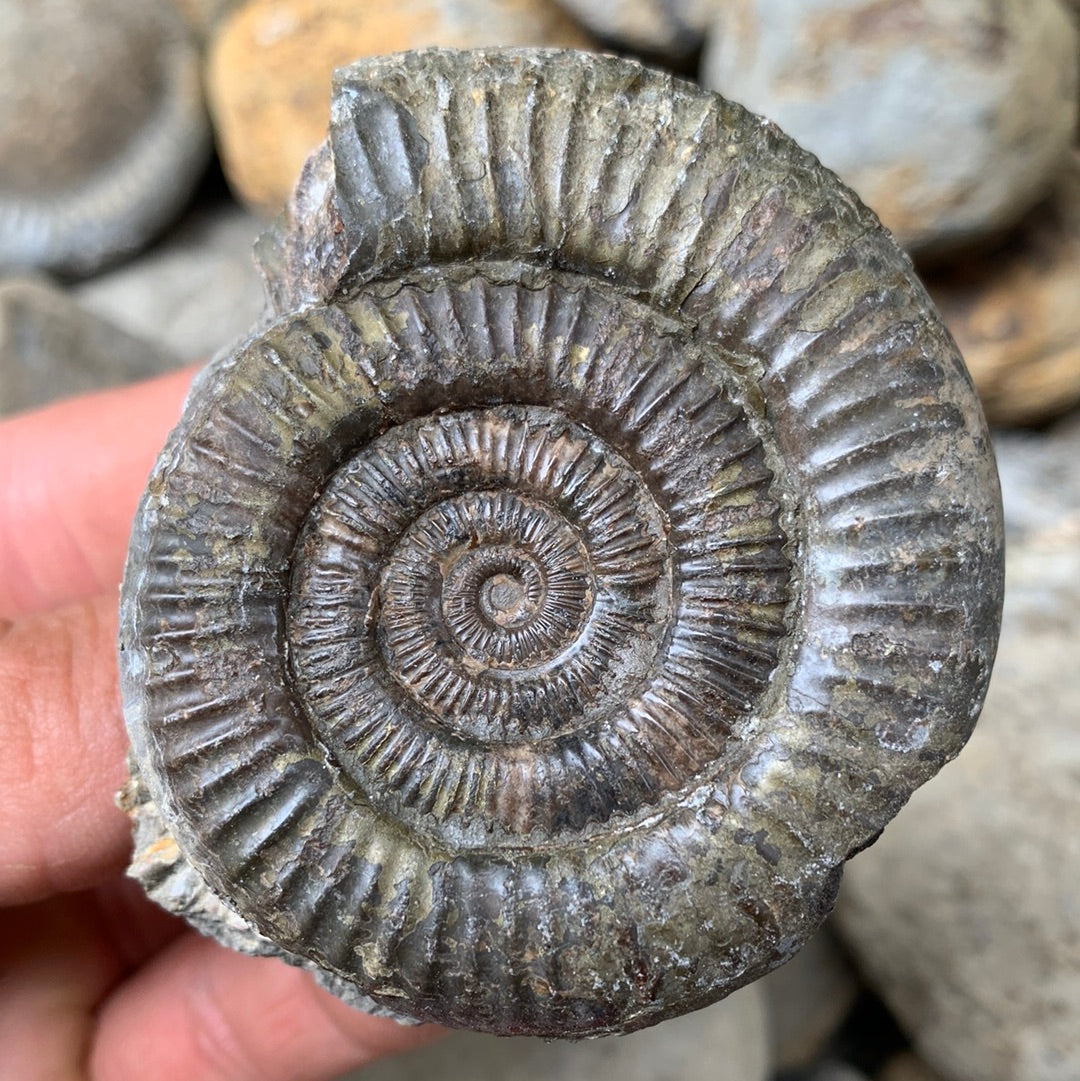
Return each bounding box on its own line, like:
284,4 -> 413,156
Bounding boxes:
701,0 -> 1079,260
761,926 -> 860,1072
0,0 -> 210,276
73,200 -> 266,363
0,275 -> 180,417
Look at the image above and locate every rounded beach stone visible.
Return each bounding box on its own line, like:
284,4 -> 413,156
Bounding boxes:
206,0 -> 592,212
0,0 -> 210,276
925,151 -> 1080,426
700,0 -> 1079,259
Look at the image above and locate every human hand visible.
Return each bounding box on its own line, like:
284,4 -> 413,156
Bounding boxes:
0,369 -> 441,1081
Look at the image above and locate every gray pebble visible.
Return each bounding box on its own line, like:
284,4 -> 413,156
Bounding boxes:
0,275 -> 180,417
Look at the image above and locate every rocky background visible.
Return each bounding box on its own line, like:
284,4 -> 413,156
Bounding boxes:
2,2 -> 1078,1080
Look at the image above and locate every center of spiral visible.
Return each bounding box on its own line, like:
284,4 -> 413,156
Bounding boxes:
480,573 -> 529,625
405,501 -> 589,673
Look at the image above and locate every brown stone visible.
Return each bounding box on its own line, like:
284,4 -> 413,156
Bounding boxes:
206,0 -> 592,213
926,151 -> 1080,427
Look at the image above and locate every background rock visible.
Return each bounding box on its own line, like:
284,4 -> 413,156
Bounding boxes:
0,277 -> 180,417
169,0 -> 240,38
878,1052 -> 952,1081
791,1063 -> 873,1081
206,0 -> 591,213
553,0 -> 709,57
0,0 -> 210,276
72,198 -> 265,362
835,417 -> 1080,1081
341,985 -> 770,1081
761,925 -> 860,1072
700,0 -> 1079,260
926,151 -> 1080,426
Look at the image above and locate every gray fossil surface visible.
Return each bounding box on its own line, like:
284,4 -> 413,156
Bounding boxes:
119,48 -> 1003,1038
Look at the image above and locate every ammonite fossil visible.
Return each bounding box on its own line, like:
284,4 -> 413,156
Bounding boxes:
119,48 -> 1004,1038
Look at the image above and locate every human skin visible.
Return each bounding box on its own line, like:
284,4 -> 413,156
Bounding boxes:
0,367 -> 440,1081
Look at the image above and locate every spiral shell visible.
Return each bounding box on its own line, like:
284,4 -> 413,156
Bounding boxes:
120,48 -> 1004,1037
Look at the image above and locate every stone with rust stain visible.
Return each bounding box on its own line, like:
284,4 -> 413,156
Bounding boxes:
925,150 -> 1080,426
206,0 -> 592,213
700,0 -> 1079,260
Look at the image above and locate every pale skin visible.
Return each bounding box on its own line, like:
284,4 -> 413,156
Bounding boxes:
0,368 -> 441,1081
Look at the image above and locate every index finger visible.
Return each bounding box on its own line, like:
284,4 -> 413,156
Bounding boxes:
0,367 -> 196,621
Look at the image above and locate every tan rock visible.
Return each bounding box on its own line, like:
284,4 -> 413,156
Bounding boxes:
926,151 -> 1080,427
207,0 -> 592,213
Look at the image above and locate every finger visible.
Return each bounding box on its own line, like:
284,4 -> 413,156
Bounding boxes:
0,595 -> 132,905
0,366 -> 196,621
0,891 -> 120,1081
90,932 -> 443,1081
0,881 -> 182,1081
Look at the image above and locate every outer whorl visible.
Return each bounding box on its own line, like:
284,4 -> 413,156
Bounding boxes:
119,48 -> 1004,1037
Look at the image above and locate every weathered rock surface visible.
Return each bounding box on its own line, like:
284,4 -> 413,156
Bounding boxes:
926,151 -> 1080,426
836,417 -> 1080,1081
701,0 -> 1079,259
0,277 -> 180,416
72,199 -> 265,362
343,985 -> 770,1081
206,0 -> 592,212
761,926 -> 860,1072
0,0 -> 210,276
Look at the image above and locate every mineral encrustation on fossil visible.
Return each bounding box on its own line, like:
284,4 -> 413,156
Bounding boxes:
119,48 -> 1004,1038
